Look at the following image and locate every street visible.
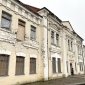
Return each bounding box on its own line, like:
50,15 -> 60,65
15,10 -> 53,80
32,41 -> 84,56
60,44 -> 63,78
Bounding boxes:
21,75 -> 85,85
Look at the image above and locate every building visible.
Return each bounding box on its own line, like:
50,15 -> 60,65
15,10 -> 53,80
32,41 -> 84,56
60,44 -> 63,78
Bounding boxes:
0,0 -> 84,85
83,45 -> 85,74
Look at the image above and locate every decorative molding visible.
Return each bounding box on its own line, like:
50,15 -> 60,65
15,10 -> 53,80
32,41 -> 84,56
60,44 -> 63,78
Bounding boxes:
0,0 -> 2,3
50,45 -> 61,54
22,39 -> 39,50
1,0 -> 42,25
7,0 -> 11,8
16,52 -> 26,57
0,28 -> 16,44
0,49 -> 11,55
30,54 -> 37,58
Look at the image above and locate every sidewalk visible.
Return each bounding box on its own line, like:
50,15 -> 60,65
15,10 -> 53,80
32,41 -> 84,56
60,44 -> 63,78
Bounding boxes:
21,75 -> 85,85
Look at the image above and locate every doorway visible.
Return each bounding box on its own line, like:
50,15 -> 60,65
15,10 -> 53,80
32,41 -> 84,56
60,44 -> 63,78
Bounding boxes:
70,63 -> 74,75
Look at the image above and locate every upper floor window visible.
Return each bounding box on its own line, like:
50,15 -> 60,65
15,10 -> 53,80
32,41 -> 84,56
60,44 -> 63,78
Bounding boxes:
56,33 -> 59,46
78,45 -> 82,55
30,25 -> 36,40
71,41 -> 73,51
51,31 -> 54,44
68,40 -> 70,50
1,11 -> 11,30
68,39 -> 73,51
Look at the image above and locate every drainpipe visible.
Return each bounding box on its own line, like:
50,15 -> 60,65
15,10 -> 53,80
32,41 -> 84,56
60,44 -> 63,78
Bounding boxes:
47,14 -> 49,80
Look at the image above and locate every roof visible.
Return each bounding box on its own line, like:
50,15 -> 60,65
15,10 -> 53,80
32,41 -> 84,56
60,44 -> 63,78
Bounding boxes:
14,0 -> 62,23
62,21 -> 74,31
14,0 -> 41,17
73,31 -> 83,41
41,7 -> 62,23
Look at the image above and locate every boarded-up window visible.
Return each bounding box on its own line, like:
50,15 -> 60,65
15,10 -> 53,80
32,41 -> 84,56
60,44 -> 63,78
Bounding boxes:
57,58 -> 61,73
17,19 -> 25,41
0,54 -> 9,76
30,25 -> 36,40
30,58 -> 36,74
1,11 -> 11,30
52,57 -> 56,73
16,56 -> 24,75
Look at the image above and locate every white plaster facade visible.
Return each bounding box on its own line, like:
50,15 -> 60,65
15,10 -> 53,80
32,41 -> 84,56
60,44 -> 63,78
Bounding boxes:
0,0 -> 84,85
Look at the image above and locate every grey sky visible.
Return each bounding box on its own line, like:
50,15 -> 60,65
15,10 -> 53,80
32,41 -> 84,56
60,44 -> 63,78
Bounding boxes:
20,0 -> 85,44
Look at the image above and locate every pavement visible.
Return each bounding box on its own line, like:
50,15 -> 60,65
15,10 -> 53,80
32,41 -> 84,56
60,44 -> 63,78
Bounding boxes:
21,75 -> 85,85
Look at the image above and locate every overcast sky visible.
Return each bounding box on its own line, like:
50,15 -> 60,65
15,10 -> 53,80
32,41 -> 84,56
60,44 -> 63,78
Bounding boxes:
20,0 -> 85,44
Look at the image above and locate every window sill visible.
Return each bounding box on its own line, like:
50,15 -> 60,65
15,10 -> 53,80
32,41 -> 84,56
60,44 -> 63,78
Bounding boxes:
0,27 -> 12,33
29,73 -> 37,75
58,72 -> 62,74
0,27 -> 11,32
51,43 -> 60,48
15,74 -> 25,76
51,43 -> 56,46
0,75 -> 9,77
30,38 -> 36,41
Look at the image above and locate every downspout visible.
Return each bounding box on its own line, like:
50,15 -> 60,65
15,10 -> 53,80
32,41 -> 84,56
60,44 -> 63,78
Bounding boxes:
47,14 -> 49,79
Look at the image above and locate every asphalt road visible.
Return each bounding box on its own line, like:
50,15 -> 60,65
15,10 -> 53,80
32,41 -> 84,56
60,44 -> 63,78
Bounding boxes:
21,75 -> 85,85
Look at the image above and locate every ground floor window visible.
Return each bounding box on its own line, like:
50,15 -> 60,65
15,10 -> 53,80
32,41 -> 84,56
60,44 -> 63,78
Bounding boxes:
52,57 -> 56,73
30,58 -> 36,74
0,54 -> 9,76
16,56 -> 24,75
57,58 -> 61,73
66,61 -> 69,73
79,62 -> 83,71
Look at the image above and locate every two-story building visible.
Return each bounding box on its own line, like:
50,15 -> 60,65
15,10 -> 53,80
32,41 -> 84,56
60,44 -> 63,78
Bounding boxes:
0,0 -> 84,85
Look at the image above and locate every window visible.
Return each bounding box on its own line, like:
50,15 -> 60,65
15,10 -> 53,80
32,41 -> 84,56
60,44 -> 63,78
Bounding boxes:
66,61 -> 68,73
80,62 -> 83,71
1,11 -> 11,30
68,40 -> 70,50
56,33 -> 59,46
30,58 -> 36,74
71,41 -> 73,51
0,54 -> 9,76
51,31 -> 54,44
75,62 -> 77,71
16,56 -> 24,75
52,57 -> 56,73
17,19 -> 25,41
57,58 -> 61,73
30,25 -> 36,40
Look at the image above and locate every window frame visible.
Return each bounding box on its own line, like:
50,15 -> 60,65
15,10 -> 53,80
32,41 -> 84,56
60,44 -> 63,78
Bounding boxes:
30,58 -> 36,74
0,54 -> 9,77
56,33 -> 59,46
1,11 -> 12,30
30,25 -> 36,40
15,56 -> 25,75
52,57 -> 56,73
57,58 -> 61,73
51,31 -> 54,44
